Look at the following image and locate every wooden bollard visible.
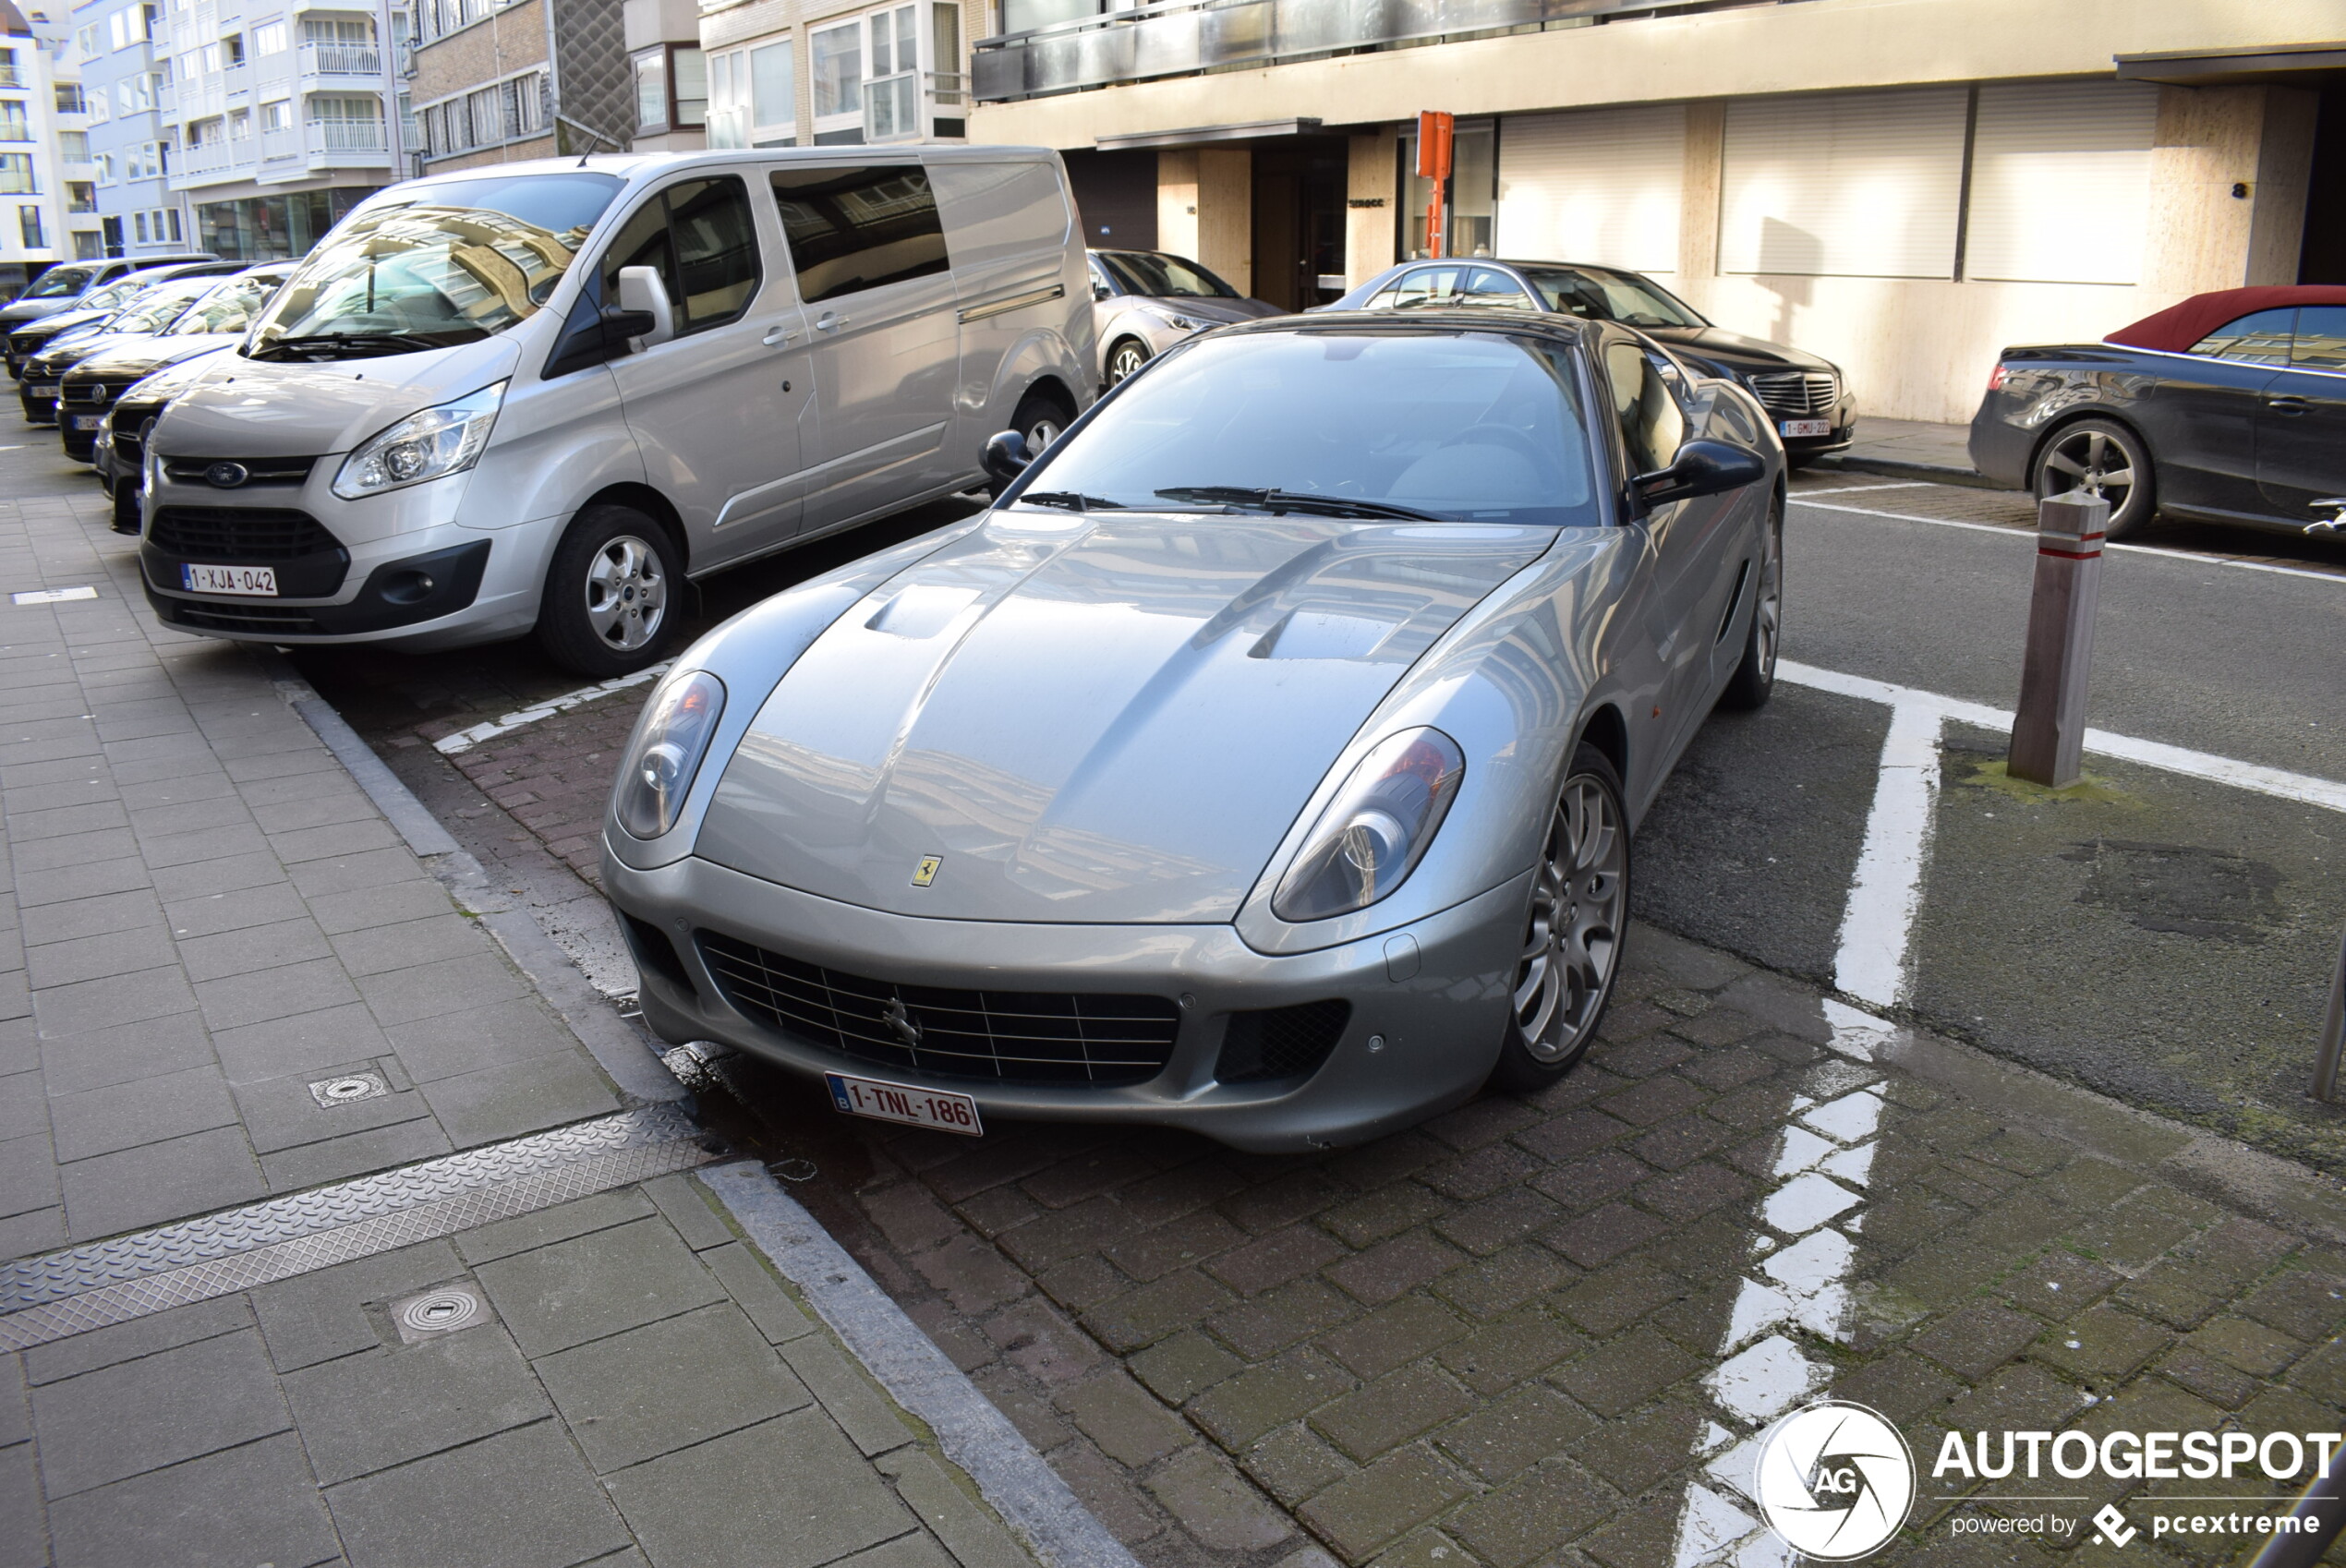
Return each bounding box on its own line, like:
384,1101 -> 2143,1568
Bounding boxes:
2007,489 -> 2108,789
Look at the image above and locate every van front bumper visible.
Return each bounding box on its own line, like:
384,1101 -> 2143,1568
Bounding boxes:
602,849 -> 1527,1154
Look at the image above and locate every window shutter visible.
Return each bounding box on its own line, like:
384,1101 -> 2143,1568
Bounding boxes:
1963,81 -> 2158,285
1720,87 -> 1968,279
1496,104 -> 1686,275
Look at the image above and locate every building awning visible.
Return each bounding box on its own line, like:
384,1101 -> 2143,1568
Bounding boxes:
2114,42 -> 2346,88
1096,118 -> 1323,151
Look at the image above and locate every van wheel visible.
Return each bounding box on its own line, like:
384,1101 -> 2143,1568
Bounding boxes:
1012,388 -> 1073,452
535,504 -> 684,677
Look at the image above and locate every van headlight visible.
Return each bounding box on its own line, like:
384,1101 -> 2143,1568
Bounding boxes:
614,669 -> 726,839
332,380 -> 506,500
1273,728 -> 1465,922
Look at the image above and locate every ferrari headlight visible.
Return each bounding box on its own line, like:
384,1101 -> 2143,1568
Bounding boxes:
1273,728 -> 1464,923
614,669 -> 726,839
332,380 -> 506,500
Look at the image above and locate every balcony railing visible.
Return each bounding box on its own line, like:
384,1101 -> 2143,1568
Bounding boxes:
300,42 -> 383,77
973,0 -> 1724,101
0,67 -> 21,89
309,117 -> 388,152
175,138 -> 253,178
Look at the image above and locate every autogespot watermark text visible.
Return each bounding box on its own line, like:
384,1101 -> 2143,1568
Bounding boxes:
1933,1429 -> 2344,1482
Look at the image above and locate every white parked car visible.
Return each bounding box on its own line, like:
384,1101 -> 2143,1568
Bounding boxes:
137,148 -> 1097,675
1088,249 -> 1281,387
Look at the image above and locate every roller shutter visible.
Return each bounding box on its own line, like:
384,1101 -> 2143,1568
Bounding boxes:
1963,81 -> 2159,285
1720,87 -> 1968,279
1495,104 -> 1686,274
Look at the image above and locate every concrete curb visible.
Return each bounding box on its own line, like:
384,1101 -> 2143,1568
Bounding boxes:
1812,452 -> 2004,490
256,649 -> 683,1106
703,1160 -> 1146,1568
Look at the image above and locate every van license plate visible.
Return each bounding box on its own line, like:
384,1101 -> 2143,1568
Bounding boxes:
1780,418 -> 1831,438
182,563 -> 278,597
825,1071 -> 983,1136
70,415 -> 102,430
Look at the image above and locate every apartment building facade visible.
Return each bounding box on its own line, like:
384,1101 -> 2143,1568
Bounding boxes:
72,0 -> 183,259
158,0 -> 403,258
407,0 -> 634,172
695,0 -> 979,151
967,0 -> 2346,423
1,0 -> 87,290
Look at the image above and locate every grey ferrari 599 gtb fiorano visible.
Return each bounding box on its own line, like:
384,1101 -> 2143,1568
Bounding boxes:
602,310 -> 1785,1152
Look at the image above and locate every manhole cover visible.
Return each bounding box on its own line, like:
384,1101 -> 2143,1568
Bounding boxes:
392,1285 -> 488,1342
308,1071 -> 390,1108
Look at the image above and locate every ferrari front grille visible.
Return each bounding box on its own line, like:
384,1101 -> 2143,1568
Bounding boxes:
697,931 -> 1180,1086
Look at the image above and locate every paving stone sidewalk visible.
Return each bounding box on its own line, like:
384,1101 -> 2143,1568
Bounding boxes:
0,465 -> 1055,1567
762,927 -> 2346,1568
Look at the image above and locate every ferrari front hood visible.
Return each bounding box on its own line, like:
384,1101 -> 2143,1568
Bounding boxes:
695,511 -> 1551,923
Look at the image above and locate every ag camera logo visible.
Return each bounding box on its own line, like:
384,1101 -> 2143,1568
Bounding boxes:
1754,1400 -> 1917,1560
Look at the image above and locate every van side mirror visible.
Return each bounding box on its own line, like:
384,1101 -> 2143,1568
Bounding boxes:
1631,438 -> 1767,508
982,429 -> 1034,485
599,306 -> 657,345
615,266 -> 674,348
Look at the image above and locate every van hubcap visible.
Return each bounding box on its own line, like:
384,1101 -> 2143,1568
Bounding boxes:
584,535 -> 665,652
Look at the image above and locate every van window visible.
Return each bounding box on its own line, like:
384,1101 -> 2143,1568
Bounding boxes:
768,163 -> 948,305
599,175 -> 762,333
248,171 -> 623,360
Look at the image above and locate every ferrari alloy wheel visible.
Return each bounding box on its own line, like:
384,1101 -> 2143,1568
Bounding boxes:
1491,743 -> 1629,1089
2034,418 -> 2155,539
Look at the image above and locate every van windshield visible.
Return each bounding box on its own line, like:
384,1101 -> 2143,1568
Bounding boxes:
247,171 -> 623,361
22,266 -> 98,300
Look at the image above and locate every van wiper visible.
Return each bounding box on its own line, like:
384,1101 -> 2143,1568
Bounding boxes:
1017,490 -> 1126,513
248,331 -> 471,361
1154,487 -> 1439,521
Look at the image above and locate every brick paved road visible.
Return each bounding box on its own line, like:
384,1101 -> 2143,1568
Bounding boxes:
724,927 -> 2346,1567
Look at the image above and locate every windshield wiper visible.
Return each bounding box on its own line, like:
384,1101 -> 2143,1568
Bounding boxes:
1154,487 -> 1439,521
1017,490 -> 1126,513
248,331 -> 474,361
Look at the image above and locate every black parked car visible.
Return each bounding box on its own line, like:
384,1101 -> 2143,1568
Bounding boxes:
1969,285 -> 2346,539
56,264 -> 291,462
6,260 -> 244,380
17,272 -> 233,426
1326,259 -> 1856,466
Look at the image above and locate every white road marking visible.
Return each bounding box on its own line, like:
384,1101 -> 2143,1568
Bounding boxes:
1790,495 -> 2346,585
432,661 -> 671,754
1832,702 -> 1944,1009
9,585 -> 96,605
1780,660 -> 2346,814
1787,480 -> 1934,497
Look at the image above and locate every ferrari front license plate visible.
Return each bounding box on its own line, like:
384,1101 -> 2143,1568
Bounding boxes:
182,563 -> 278,597
825,1071 -> 983,1136
1780,417 -> 1831,438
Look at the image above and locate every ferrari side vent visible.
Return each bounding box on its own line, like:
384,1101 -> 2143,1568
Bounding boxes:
621,912 -> 697,1000
1215,1000 -> 1350,1085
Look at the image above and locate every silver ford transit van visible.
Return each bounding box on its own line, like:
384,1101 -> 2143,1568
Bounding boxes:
137,148 -> 1094,675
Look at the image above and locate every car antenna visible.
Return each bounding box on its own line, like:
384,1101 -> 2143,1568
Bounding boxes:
561,115 -> 615,166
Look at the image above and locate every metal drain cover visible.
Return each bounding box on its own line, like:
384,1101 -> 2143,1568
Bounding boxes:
392,1284 -> 490,1343
309,1070 -> 390,1108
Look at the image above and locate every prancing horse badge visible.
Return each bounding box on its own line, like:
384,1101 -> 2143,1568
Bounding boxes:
911,854 -> 943,887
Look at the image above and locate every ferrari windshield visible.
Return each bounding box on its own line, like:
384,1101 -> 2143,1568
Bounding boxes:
1520,267 -> 1705,328
1099,251 -> 1241,300
1025,329 -> 1602,527
247,171 -> 623,360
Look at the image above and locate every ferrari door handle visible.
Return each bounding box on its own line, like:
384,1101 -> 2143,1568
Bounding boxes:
762,324 -> 797,345
2267,395 -> 2310,415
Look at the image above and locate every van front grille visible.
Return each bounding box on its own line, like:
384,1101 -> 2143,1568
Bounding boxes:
698,931 -> 1179,1086
150,506 -> 338,561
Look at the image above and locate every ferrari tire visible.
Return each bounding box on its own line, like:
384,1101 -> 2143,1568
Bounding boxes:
1488,743 -> 1630,1091
1720,497 -> 1782,710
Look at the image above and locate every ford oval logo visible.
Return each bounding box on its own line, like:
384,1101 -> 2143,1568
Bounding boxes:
205,462 -> 249,488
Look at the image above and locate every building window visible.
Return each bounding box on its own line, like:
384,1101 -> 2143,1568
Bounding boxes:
134,210 -> 149,243
101,213 -> 122,254
0,47 -> 17,90
0,154 -> 33,194
863,6 -> 916,140
260,100 -> 291,132
93,151 -> 113,185
21,206 -> 46,250
55,84 -> 87,115
60,131 -> 91,162
932,4 -> 961,108
1719,87 -> 1968,280
1962,81 -> 2159,286
0,103 -> 29,143
253,20 -> 287,54
810,21 -> 860,125
708,39 -> 794,149
66,181 -> 95,213
73,229 -> 103,259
